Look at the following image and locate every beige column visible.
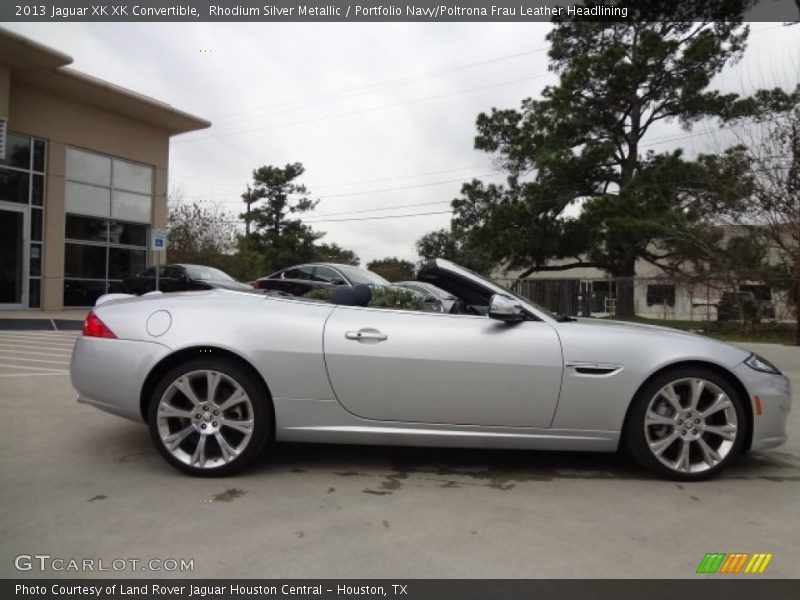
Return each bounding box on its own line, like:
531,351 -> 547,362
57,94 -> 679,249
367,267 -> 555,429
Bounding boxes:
42,141 -> 66,311
0,65 -> 9,118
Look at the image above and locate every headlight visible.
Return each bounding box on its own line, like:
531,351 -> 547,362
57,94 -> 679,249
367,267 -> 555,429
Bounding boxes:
745,353 -> 782,375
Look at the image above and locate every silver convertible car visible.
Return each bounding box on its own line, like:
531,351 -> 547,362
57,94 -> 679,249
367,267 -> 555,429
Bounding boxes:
71,259 -> 792,481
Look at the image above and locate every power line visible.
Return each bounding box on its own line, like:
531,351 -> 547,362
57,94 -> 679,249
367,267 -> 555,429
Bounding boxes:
173,73 -> 553,144
303,210 -> 453,224
205,48 -> 550,126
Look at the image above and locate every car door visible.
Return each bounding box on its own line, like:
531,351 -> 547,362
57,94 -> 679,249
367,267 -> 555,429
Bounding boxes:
323,306 -> 563,428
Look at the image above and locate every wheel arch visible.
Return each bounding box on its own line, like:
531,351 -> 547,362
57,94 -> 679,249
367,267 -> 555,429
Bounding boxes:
139,346 -> 275,430
620,360 -> 753,452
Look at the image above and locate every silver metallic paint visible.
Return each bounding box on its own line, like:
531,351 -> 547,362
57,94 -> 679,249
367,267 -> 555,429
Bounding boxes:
70,259 -> 791,456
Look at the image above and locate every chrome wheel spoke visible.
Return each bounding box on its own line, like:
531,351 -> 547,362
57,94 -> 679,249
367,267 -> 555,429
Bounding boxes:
705,424 -> 737,441
674,440 -> 691,472
701,393 -> 732,418
660,384 -> 683,413
174,376 -> 202,405
215,431 -> 238,462
646,410 -> 675,427
206,371 -> 222,403
191,435 -> 207,467
689,379 -> 705,409
163,425 -> 194,450
221,418 -> 253,435
649,431 -> 679,455
218,388 -> 247,412
158,404 -> 193,419
697,436 -> 721,467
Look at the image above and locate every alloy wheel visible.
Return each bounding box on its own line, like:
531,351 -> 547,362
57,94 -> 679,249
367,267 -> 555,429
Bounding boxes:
156,369 -> 255,469
643,377 -> 738,474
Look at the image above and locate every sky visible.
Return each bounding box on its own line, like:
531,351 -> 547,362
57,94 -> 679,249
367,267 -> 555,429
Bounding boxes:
6,21 -> 800,265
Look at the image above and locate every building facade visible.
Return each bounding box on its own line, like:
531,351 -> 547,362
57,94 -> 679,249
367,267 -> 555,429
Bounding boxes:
0,29 -> 208,311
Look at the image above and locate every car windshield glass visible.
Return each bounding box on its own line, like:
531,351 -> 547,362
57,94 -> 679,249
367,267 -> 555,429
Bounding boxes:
453,263 -> 559,320
335,265 -> 391,286
184,266 -> 235,282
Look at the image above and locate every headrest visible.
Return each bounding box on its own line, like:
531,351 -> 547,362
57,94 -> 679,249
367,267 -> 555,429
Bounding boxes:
331,284 -> 372,307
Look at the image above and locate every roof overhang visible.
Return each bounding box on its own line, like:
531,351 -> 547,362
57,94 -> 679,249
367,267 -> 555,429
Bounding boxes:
0,27 -> 210,135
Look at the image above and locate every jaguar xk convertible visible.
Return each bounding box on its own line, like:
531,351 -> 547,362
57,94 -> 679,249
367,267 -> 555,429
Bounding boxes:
70,259 -> 792,480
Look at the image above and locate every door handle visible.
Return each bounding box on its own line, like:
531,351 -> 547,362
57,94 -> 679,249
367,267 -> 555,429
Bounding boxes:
345,329 -> 388,342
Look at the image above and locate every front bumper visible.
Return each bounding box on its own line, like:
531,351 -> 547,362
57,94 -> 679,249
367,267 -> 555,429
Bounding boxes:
733,362 -> 793,451
70,336 -> 171,422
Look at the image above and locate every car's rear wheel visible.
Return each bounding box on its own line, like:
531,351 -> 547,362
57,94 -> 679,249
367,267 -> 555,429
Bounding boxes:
625,367 -> 746,481
147,358 -> 270,476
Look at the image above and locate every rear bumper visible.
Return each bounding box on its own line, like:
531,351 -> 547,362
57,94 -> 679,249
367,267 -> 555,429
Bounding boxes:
733,362 -> 793,451
70,336 -> 171,423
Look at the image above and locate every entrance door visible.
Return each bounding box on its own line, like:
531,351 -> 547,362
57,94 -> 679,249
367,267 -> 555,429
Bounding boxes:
0,204 -> 28,308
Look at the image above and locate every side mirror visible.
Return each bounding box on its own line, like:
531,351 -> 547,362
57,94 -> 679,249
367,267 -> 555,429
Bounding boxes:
488,294 -> 525,323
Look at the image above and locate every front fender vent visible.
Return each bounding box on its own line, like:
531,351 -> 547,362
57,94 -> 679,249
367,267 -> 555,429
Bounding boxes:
566,362 -> 623,376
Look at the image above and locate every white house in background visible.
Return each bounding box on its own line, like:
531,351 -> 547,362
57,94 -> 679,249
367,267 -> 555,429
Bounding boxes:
496,226 -> 789,322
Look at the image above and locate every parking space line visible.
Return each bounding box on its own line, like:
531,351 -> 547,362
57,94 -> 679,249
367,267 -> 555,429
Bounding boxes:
0,356 -> 70,366
0,363 -> 70,372
0,331 -> 80,339
0,372 -> 69,377
0,348 -> 73,358
0,338 -> 77,349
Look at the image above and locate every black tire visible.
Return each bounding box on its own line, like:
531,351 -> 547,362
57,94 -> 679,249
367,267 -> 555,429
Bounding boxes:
147,357 -> 272,476
624,366 -> 747,481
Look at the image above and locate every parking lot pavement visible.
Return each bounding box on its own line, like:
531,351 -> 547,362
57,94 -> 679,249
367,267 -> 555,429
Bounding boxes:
0,330 -> 77,378
0,335 -> 798,579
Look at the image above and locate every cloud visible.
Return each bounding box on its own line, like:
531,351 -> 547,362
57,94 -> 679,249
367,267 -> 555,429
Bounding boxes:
6,21 -> 799,266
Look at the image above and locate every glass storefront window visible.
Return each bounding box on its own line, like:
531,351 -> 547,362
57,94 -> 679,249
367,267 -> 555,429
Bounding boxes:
62,146 -> 153,307
66,148 -> 111,187
30,243 -> 42,277
32,140 -> 46,173
0,170 -> 30,204
66,215 -> 109,243
0,133 -> 32,170
31,208 -> 43,242
65,181 -> 111,218
64,280 -> 107,308
109,247 -> 146,280
110,221 -> 147,246
113,159 -> 153,194
32,174 -> 44,206
0,132 -> 46,308
28,278 -> 41,309
65,243 -> 107,279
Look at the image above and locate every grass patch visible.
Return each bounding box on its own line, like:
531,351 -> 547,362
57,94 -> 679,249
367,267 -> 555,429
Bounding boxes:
603,315 -> 797,345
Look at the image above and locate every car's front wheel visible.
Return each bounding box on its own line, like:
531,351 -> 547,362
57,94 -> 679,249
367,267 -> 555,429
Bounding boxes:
148,358 -> 271,476
625,367 -> 746,481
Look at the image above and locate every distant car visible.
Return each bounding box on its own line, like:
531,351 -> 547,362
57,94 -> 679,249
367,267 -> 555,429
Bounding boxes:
253,263 -> 391,296
117,264 -> 253,295
394,281 -> 456,313
717,291 -> 775,322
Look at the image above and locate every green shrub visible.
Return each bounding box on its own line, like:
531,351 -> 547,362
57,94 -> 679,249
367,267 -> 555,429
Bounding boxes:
369,286 -> 425,311
305,287 -> 333,301
303,285 -> 425,311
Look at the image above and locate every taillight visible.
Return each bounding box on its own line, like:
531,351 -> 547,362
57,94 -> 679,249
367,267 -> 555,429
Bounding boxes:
83,312 -> 117,339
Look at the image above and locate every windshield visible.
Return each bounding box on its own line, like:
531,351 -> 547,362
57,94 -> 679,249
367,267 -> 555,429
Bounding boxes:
452,263 -> 559,320
335,265 -> 391,286
185,266 -> 236,282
